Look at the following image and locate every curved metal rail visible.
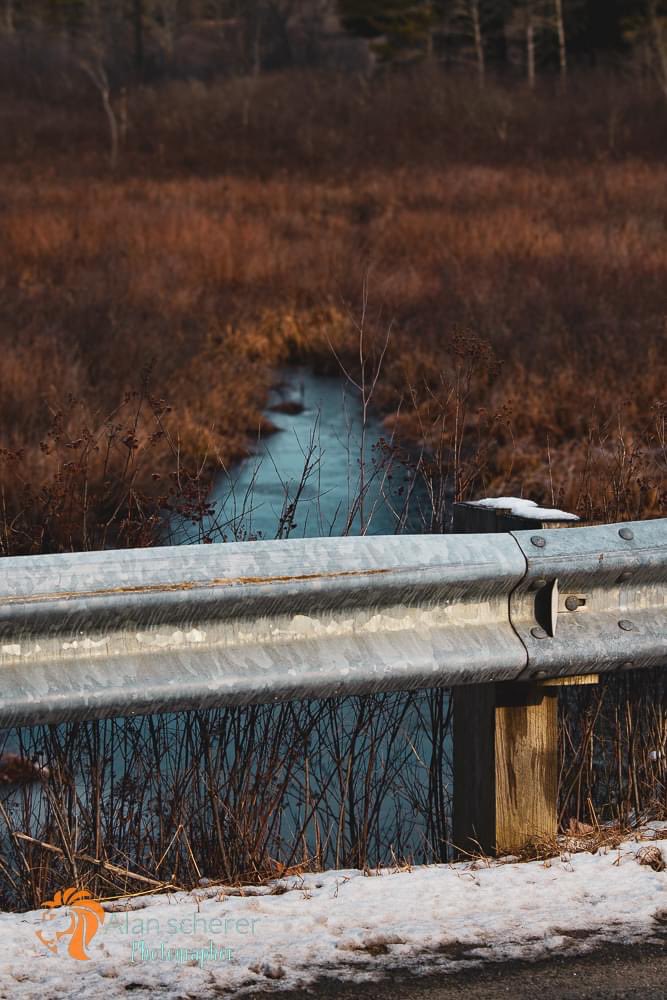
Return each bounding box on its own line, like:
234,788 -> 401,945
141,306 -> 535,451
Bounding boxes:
0,519 -> 664,727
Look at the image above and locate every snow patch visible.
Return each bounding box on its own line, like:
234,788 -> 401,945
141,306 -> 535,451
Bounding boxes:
0,833 -> 665,997
468,496 -> 579,521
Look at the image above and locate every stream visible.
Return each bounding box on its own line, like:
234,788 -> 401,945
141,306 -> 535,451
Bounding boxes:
171,366 -> 426,543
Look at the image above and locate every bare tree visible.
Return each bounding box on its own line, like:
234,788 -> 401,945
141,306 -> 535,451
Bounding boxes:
508,0 -> 537,88
80,55 -> 119,170
507,0 -> 554,89
553,0 -> 567,85
448,0 -> 488,87
507,0 -> 570,89
648,0 -> 667,100
470,0 -> 485,86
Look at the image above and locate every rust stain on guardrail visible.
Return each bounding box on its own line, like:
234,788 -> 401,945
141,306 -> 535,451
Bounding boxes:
0,567 -> 397,606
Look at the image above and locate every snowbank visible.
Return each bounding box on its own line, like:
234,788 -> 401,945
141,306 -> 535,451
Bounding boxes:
0,829 -> 664,998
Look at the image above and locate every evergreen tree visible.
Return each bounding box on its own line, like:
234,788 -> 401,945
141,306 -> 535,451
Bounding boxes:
338,0 -> 437,59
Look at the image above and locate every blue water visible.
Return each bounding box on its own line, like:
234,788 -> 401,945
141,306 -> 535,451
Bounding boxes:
170,367 -> 426,544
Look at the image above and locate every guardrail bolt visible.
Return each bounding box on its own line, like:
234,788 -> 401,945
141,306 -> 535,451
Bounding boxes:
618,619 -> 635,631
531,536 -> 546,548
531,577 -> 547,590
531,626 -> 548,639
617,570 -> 634,582
564,596 -> 581,611
618,527 -> 634,541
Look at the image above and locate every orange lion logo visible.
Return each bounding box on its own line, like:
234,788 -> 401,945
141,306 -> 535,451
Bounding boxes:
35,887 -> 105,960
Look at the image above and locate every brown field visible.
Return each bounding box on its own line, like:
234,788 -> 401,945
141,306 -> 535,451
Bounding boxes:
1,69 -> 665,552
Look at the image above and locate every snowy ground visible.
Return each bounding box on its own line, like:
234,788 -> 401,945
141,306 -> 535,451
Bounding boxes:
0,828 -> 665,999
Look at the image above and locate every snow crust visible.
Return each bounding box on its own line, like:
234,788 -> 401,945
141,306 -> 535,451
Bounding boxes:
0,828 -> 664,997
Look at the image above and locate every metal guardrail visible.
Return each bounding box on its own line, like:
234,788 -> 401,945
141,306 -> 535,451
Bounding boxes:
511,518 -> 666,679
0,519 -> 665,729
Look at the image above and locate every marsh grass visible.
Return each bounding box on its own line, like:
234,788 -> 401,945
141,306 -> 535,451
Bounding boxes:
2,72 -> 666,544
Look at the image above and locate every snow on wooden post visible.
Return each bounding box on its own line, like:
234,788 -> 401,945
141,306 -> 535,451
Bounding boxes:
451,498 -> 592,857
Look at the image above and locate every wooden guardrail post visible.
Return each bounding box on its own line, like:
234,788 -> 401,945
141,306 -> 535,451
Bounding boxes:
451,502 -> 597,857
453,679 -> 559,856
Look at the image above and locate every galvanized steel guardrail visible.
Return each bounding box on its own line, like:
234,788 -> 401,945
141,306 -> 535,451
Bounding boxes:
0,518 -> 665,728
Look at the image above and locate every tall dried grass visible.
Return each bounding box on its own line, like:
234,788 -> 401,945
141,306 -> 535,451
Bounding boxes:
1,155 -> 665,546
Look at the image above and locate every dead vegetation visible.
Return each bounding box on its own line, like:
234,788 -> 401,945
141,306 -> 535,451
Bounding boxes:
0,668 -> 664,911
1,160 -> 666,549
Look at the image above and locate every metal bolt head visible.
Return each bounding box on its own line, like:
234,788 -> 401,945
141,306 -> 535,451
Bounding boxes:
533,670 -> 548,679
565,596 -> 579,611
618,619 -> 635,632
618,527 -> 634,541
617,570 -> 634,582
621,660 -> 634,670
531,578 -> 547,590
531,626 -> 548,639
531,536 -> 546,548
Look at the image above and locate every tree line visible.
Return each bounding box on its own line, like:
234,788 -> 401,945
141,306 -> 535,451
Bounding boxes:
1,1 -> 667,92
